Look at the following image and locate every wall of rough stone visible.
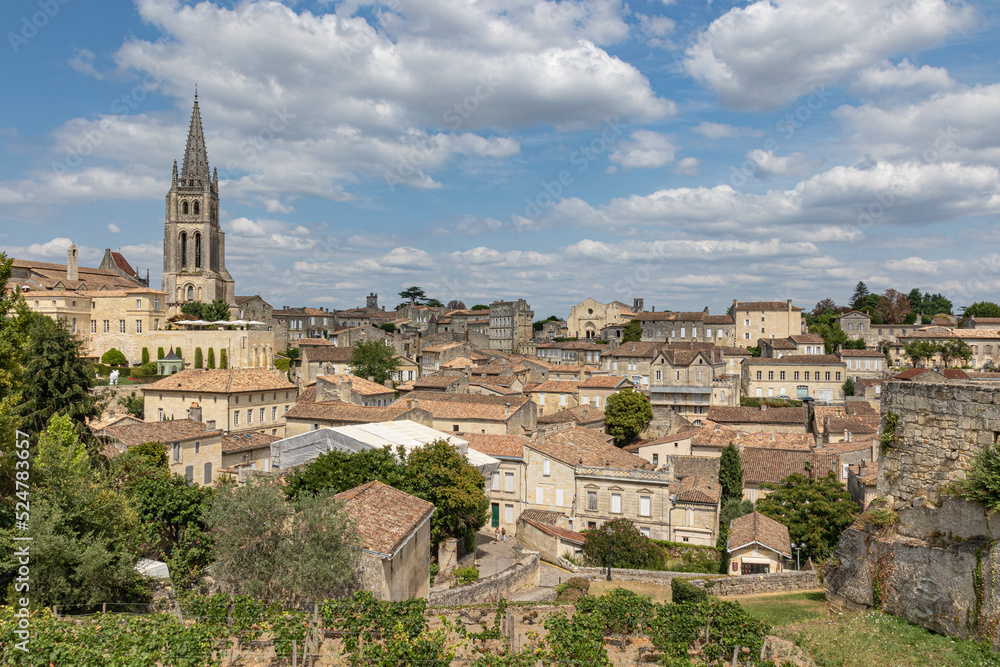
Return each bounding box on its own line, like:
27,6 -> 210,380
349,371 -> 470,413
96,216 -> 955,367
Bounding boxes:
555,559 -> 701,586
689,571 -> 819,596
880,380 -> 1000,508
429,551 -> 540,606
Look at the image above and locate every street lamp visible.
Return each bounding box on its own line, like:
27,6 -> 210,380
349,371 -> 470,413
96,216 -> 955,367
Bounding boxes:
791,542 -> 803,571
605,525 -> 613,581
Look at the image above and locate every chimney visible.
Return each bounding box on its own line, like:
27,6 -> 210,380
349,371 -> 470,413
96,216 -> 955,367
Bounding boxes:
714,424 -> 721,433
384,379 -> 393,389
582,406 -> 589,420
187,402 -> 202,423
537,429 -> 546,445
847,430 -> 852,443
407,399 -> 414,409
67,242 -> 78,282
339,377 -> 351,403
579,365 -> 585,382
504,402 -> 511,416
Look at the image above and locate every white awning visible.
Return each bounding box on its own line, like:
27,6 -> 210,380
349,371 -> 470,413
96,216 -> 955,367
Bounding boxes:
740,556 -> 773,565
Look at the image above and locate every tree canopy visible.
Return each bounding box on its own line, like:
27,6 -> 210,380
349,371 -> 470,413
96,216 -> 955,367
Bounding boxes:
719,443 -> 743,504
850,282 -> 870,311
180,299 -> 231,322
962,301 -> 1000,319
604,388 -> 652,446
581,517 -> 665,570
350,339 -> 401,385
756,471 -> 859,561
399,286 -> 427,304
622,319 -> 643,343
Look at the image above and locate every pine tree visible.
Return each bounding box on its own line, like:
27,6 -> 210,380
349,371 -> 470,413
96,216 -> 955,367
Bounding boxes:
194,347 -> 203,369
220,348 -> 228,369
850,281 -> 870,310
207,348 -> 216,369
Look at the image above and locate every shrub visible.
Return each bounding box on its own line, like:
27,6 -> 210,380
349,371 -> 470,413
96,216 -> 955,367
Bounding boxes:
583,517 -> 665,570
554,577 -> 589,602
670,577 -> 708,604
429,563 -> 439,587
594,587 -> 654,634
453,566 -> 479,585
194,347 -> 203,369
949,443 -> 1000,513
101,348 -> 128,366
275,357 -> 290,371
207,348 -> 216,369
141,347 -> 150,365
140,362 -> 158,376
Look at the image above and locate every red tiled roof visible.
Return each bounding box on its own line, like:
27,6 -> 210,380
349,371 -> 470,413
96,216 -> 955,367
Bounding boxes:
727,512 -> 791,557
109,251 -> 135,276
391,391 -> 529,421
284,401 -> 411,423
674,475 -> 721,504
301,346 -> 354,363
98,419 -> 221,449
744,354 -> 842,365
837,349 -> 886,357
318,374 -> 395,396
414,375 -> 465,388
144,369 -> 296,394
221,431 -> 281,454
531,380 -> 581,394
520,517 -> 586,545
579,376 -> 633,389
735,301 -> 803,312
530,427 -> 648,469
462,433 -> 528,458
606,341 -> 664,358
707,406 -> 807,425
335,481 -> 434,556
739,448 -> 839,485
536,405 -> 605,425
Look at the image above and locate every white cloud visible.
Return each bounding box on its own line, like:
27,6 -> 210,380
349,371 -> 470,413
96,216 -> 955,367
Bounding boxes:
849,59 -> 956,101
685,0 -> 974,111
609,131 -> 677,169
68,48 -> 103,79
674,157 -> 699,175
107,223 -> 122,234
744,149 -> 817,177
692,122 -> 762,139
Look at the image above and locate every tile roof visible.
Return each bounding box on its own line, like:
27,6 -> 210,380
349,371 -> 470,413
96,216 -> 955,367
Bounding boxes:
99,419 -> 221,449
764,338 -> 797,349
744,354 -> 843,365
335,481 -> 434,556
674,475 -> 721,504
530,427 -> 650,469
462,433 -> 528,458
11,258 -> 144,291
824,415 -> 879,434
414,375 -> 465,388
789,334 -> 825,344
284,401 -> 411,423
579,376 -> 633,389
520,517 -> 586,545
469,382 -> 523,396
536,405 -> 605,425
849,461 -> 879,485
531,380 -> 582,394
727,512 -> 791,557
517,509 -> 565,526
422,342 -> 467,353
221,431 -> 281,454
606,341 -> 664,358
301,346 -> 354,363
144,369 -> 296,394
298,386 -> 317,403
735,301 -> 803,312
739,448 -> 839,485
440,357 -> 476,369
634,310 -> 710,322
737,432 -> 816,450
814,438 -> 877,455
549,364 -> 599,374
837,349 -> 886,357
707,406 -> 808,425
391,391 -> 529,421
318,374 -> 394,396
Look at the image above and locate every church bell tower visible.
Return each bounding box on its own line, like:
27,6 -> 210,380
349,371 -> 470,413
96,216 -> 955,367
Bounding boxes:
162,92 -> 235,316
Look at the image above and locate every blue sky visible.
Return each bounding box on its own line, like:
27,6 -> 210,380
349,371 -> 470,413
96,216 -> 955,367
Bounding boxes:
2,0 -> 999,317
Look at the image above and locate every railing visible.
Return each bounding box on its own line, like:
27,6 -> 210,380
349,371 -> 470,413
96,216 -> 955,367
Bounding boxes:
575,466 -> 672,483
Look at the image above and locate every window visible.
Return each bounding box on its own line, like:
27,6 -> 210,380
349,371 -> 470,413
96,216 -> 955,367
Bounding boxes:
768,371 -> 774,380
536,487 -> 544,504
756,371 -> 762,380
154,319 -> 159,331
505,504 -> 514,523
836,372 -> 842,381
744,319 -> 751,326
652,454 -> 659,466
505,472 -> 514,492
656,370 -> 662,380
233,411 -> 239,426
639,496 -> 651,517
780,371 -> 786,380
744,332 -> 751,340
154,298 -> 159,311
272,407 -> 277,421
804,371 -> 810,381
587,491 -> 597,511
794,371 -> 800,380
185,466 -> 194,482
539,394 -> 545,405
492,472 -> 500,491
247,409 -> 253,424
640,527 -> 651,537
204,462 -> 212,484
119,320 -> 126,333
555,489 -> 564,506
675,371 -> 680,381
697,371 -> 702,382
173,443 -> 180,461
611,493 -> 622,514
158,408 -> 164,421
543,459 -> 551,476
453,424 -> 459,432
136,320 -> 142,334
90,320 -> 96,333
825,372 -> 831,381
194,441 -> 201,454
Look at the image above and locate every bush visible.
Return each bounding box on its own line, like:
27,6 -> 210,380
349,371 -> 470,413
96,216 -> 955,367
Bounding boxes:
140,362 -> 158,376
949,443 -> 1000,513
275,357 -> 290,372
740,396 -> 803,408
175,347 -> 183,359
101,348 -> 128,366
671,577 -> 709,604
141,347 -> 150,365
583,517 -> 665,570
453,566 -> 479,585
429,563 -> 439,587
594,587 -> 654,634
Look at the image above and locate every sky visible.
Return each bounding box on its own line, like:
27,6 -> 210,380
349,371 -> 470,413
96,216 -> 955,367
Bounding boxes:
1,0 -> 999,318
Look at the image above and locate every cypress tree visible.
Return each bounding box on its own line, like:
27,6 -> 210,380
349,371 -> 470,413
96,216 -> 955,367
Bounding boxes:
194,347 -> 203,369
719,442 -> 744,504
207,348 -> 216,369
141,347 -> 150,365
175,347 -> 183,359
157,347 -> 165,360
219,349 -> 228,369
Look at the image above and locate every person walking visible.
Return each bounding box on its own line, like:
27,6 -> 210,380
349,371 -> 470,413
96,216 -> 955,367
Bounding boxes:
501,527 -> 507,543
495,526 -> 500,543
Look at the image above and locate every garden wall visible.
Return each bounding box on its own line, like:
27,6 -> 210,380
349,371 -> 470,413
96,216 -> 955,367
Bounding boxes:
429,551 -> 540,606
690,571 -> 819,596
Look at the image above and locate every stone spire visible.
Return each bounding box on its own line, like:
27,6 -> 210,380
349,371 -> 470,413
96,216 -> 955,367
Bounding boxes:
180,90 -> 210,186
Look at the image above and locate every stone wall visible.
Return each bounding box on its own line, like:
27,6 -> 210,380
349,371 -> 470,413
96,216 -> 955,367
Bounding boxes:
555,559 -> 699,586
429,551 -> 540,606
880,380 -> 1000,508
690,571 -> 819,597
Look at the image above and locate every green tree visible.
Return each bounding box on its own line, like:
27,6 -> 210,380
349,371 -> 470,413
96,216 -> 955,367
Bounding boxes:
219,348 -> 228,369
425,298 -> 444,308
180,299 -> 231,321
716,497 -> 755,573
756,472 -> 859,561
622,319 -> 642,343
194,347 -> 203,369
285,447 -> 409,502
604,389 -> 652,446
940,338 -> 973,367
850,281 -> 870,310
951,443 -> 1000,513
807,310 -> 849,354
842,377 -> 855,397
175,347 -> 183,359
207,347 -> 216,369
719,443 -> 743,504
141,347 -> 150,365
157,347 -> 165,360
101,348 -> 128,366
399,286 -> 427,305
963,301 -> 1000,319
874,289 -> 911,325
470,304 -> 489,310
0,253 -> 30,448
206,476 -> 357,601
0,415 -> 145,606
581,517 -> 665,570
746,345 -> 762,357
118,391 -> 144,419
20,314 -> 100,436
379,322 -> 397,333
903,340 -> 941,368
406,440 -> 489,546
351,339 -> 401,385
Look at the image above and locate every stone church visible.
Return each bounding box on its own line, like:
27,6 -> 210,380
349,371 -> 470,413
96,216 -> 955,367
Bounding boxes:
161,92 -> 236,317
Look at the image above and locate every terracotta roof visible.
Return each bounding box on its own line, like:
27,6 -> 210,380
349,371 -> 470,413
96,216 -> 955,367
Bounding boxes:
549,364 -> 599,374
470,375 -> 519,387
737,432 -> 816,450
520,517 -> 586,545
222,431 -> 281,454
335,481 -> 434,556
109,251 -> 135,276
284,401 -> 411,423
727,512 -> 791,557
318,374 -> 394,396
414,375 -> 465,388
674,475 -> 721,504
735,301 -> 803,312
517,509 -> 565,526
531,380 -> 581,394
605,341 -> 663,358
764,338 -> 797,349
789,334 -> 824,344
634,310 -> 710,322
849,461 -> 879,485
579,376 -> 633,389
11,258 -> 144,291
298,386 -> 317,403
298,339 -> 340,347
705,315 -> 736,325
893,368 -> 932,380
144,369 -> 296,394
536,405 -> 605,425
440,357 -> 476,369
469,382 -> 522,396
837,349 -> 885,357
744,354 -> 842,365
824,415 -> 879,434
99,419 -> 221,449
530,427 -> 650,469
707,406 -> 807,425
814,438 -> 877,455
302,346 -> 354,363
739,448 -> 838,485
943,369 -> 972,379
391,391 -> 529,421
462,433 -> 528,458
422,342 -> 467,353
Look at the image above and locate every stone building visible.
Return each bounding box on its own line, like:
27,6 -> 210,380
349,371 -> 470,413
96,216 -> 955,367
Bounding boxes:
649,347 -> 732,420
603,340 -> 663,388
464,433 -> 530,533
315,374 -> 396,406
390,392 -> 537,435
337,481 -> 434,601
634,309 -> 736,346
272,306 -> 338,344
96,418 -> 223,486
668,475 -> 722,546
161,93 -> 235,316
234,295 -> 273,321
732,300 -> 804,348
741,355 -> 847,402
282,402 -> 431,436
489,299 -> 534,353
836,348 -> 888,382
566,298 -> 635,340
726,512 -> 791,575
706,405 -> 810,434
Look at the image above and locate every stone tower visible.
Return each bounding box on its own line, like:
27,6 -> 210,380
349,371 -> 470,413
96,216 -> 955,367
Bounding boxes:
161,92 -> 235,316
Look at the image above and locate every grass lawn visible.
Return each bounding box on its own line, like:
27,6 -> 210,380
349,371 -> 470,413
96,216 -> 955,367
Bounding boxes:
781,610 -> 1000,667
735,590 -> 827,626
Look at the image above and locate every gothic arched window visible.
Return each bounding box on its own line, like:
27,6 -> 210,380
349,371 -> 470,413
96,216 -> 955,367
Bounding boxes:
194,201 -> 200,215
179,232 -> 187,267
194,233 -> 202,269
182,201 -> 189,215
